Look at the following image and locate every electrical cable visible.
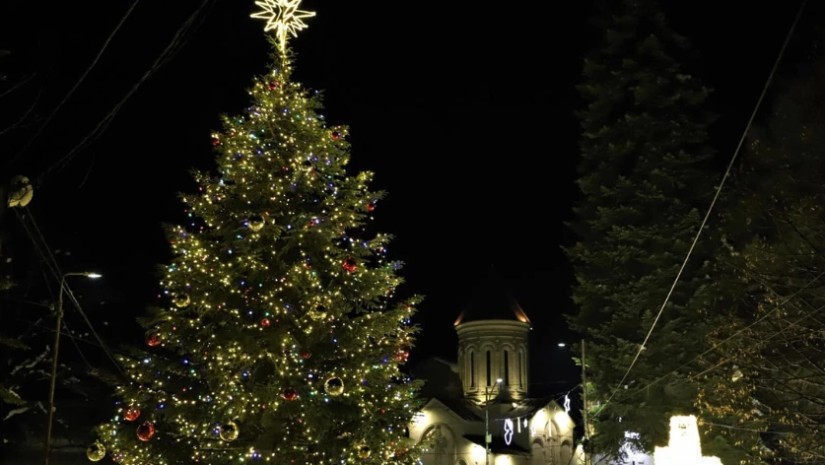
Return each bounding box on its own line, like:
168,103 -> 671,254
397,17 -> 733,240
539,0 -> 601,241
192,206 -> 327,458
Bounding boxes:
13,207 -> 126,377
622,280 -> 825,399
10,0 -> 141,166
39,0 -> 217,185
11,208 -> 95,369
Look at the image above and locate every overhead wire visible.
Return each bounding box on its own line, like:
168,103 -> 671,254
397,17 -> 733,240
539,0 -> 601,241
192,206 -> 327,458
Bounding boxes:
41,0 -> 215,187
39,0 -> 218,186
9,0 -> 141,166
621,274 -> 825,399
12,208 -> 95,372
4,0 -> 220,379
13,206 -> 126,377
0,76 -> 40,139
597,0 -> 809,414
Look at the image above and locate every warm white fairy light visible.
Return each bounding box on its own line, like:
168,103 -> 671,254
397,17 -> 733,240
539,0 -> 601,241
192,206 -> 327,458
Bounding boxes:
251,0 -> 315,53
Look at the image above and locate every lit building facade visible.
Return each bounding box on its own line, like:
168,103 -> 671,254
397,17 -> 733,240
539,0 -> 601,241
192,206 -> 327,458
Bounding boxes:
409,271 -> 578,465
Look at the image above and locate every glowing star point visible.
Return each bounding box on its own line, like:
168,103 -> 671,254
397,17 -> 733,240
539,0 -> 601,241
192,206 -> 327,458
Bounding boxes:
250,0 -> 316,53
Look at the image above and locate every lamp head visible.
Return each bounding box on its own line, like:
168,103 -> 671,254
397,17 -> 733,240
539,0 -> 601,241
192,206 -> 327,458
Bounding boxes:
85,273 -> 102,279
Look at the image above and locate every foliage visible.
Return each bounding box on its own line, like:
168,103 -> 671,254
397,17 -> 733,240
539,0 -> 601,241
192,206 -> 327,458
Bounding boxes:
566,0 -> 733,460
697,52 -> 825,464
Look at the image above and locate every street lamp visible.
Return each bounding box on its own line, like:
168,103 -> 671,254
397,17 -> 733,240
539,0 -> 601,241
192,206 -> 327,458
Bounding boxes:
44,271 -> 101,465
484,378 -> 502,465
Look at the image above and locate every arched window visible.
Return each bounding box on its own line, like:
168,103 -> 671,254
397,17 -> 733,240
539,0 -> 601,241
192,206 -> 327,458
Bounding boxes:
503,350 -> 510,386
486,351 -> 491,386
421,424 -> 454,465
530,441 -> 546,465
560,440 -> 573,465
470,351 -> 475,388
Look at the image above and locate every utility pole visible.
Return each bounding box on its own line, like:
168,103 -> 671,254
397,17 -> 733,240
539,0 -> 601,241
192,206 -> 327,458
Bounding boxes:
581,340 -> 589,465
44,272 -> 101,465
484,378 -> 502,465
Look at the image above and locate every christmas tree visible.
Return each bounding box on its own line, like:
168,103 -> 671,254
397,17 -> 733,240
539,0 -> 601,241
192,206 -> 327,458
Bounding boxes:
88,2 -> 422,464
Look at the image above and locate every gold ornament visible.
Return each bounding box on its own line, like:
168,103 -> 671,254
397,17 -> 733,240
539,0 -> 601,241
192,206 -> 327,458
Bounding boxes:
248,214 -> 265,232
172,293 -> 191,308
324,376 -> 344,396
7,175 -> 34,208
219,420 -> 240,442
357,444 -> 371,459
86,441 -> 106,462
308,305 -> 327,321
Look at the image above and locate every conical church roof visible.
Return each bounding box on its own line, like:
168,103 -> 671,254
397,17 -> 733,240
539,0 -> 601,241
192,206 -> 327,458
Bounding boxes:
454,266 -> 531,326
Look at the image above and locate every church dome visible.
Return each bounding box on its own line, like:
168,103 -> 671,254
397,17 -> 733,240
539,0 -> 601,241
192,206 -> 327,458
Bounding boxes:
454,267 -> 530,326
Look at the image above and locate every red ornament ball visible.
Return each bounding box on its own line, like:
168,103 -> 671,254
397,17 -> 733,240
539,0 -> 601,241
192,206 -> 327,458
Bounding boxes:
267,80 -> 279,90
136,421 -> 156,442
342,257 -> 357,273
330,131 -> 342,141
211,136 -> 221,147
145,331 -> 161,347
281,388 -> 299,401
394,350 -> 410,363
260,318 -> 271,328
366,201 -> 376,212
123,406 -> 141,422
300,350 -> 312,360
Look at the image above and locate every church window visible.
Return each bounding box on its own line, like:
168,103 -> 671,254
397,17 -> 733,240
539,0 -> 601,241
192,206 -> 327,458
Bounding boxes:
486,351 -> 491,386
470,351 -> 475,387
504,350 -> 510,386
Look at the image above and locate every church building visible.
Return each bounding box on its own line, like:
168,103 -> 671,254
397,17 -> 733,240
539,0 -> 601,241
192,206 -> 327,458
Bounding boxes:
408,271 -> 580,465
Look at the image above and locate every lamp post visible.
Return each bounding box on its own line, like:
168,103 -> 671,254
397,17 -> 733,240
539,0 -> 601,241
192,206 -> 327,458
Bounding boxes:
484,378 -> 502,465
44,271 -> 101,465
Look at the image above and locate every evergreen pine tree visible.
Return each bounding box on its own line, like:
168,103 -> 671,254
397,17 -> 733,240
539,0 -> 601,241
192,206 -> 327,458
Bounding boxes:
89,4 -> 422,464
566,0 -> 723,458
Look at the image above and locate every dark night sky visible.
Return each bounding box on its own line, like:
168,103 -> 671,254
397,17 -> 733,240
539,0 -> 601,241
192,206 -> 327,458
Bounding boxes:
1,1 -> 813,397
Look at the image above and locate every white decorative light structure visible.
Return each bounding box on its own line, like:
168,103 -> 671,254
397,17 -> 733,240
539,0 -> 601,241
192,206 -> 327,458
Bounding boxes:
503,419 -> 514,445
653,415 -> 722,465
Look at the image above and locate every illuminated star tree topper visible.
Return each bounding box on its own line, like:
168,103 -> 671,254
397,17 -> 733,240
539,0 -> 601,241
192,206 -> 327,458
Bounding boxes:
251,0 -> 316,56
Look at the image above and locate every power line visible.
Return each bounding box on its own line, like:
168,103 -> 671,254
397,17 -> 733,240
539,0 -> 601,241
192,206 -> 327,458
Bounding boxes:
10,0 -> 141,166
39,0 -> 218,186
13,207 -> 126,377
621,273 -> 825,399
